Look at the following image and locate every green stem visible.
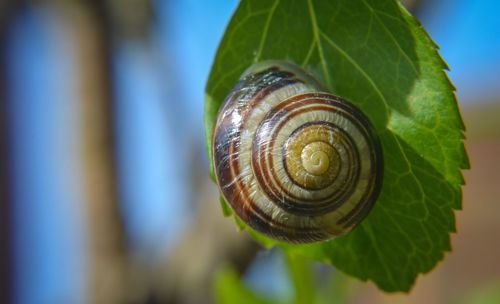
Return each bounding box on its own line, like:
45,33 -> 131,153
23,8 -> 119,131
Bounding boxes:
284,251 -> 315,304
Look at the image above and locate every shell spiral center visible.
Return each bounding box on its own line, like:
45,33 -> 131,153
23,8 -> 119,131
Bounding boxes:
301,142 -> 331,176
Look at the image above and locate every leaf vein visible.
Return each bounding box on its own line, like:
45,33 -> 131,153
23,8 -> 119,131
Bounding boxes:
361,0 -> 419,75
307,0 -> 331,86
254,0 -> 280,63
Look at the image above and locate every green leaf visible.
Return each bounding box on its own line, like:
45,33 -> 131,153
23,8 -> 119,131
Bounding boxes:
219,196 -> 233,216
204,0 -> 468,292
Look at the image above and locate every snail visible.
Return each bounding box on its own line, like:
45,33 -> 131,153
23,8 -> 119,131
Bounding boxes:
212,61 -> 383,243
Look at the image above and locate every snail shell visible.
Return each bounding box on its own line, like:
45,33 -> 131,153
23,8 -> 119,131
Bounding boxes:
212,61 -> 383,243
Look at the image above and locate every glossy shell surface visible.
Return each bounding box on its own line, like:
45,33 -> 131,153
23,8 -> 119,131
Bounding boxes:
212,61 -> 383,243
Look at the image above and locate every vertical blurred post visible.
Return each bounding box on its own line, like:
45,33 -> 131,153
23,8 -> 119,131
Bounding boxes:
54,1 -> 131,303
0,1 -> 18,303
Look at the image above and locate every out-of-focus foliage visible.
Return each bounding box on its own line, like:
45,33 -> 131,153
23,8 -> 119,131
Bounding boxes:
457,280 -> 500,304
214,266 -> 278,304
215,255 -> 357,304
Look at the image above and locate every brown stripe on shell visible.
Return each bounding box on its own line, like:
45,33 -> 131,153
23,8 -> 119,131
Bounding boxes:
253,120 -> 360,214
212,62 -> 383,243
219,119 -> 321,234
213,67 -> 327,237
251,96 -> 363,208
336,120 -> 383,229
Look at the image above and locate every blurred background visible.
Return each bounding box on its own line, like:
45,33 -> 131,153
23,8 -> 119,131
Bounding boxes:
0,0 -> 498,303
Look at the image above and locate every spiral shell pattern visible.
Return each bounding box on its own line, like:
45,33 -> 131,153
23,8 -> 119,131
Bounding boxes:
212,61 -> 383,243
